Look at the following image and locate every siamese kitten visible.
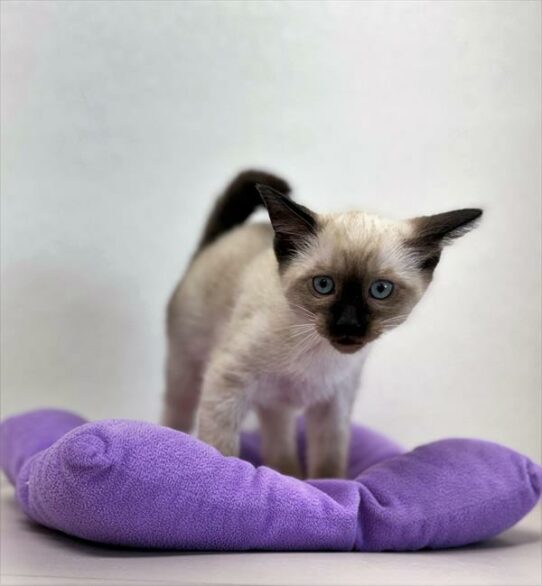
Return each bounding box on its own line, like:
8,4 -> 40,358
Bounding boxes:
163,170 -> 482,478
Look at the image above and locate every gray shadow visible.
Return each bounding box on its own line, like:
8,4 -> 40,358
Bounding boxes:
461,527 -> 541,550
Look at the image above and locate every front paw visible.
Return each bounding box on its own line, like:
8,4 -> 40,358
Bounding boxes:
197,425 -> 240,458
307,461 -> 347,480
266,456 -> 303,479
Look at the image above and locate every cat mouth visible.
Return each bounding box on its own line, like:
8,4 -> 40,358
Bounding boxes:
330,336 -> 365,354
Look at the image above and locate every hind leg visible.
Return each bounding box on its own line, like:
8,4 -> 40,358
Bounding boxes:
162,341 -> 202,433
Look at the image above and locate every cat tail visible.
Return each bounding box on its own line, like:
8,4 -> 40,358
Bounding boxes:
195,169 -> 291,254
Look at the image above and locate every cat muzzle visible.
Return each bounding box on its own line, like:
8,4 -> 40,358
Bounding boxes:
330,335 -> 365,354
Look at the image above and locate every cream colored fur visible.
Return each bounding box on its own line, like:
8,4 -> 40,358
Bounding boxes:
163,212 -> 428,478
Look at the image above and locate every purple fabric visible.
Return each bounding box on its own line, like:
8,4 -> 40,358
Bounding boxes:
1,409 -> 541,551
0,409 -> 86,485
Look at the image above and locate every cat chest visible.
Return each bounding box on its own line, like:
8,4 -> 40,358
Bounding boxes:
248,370 -> 347,409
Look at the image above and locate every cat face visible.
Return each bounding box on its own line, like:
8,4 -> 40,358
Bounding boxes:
280,214 -> 426,353
257,185 -> 482,354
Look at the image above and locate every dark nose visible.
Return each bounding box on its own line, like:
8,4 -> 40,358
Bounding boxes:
331,305 -> 367,338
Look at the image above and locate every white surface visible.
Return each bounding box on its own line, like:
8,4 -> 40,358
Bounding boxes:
1,482 -> 541,586
1,1 -> 541,462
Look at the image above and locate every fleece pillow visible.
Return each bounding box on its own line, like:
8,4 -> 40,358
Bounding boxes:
1,409 -> 540,551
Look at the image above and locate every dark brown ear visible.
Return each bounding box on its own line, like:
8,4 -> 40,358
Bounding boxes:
408,208 -> 483,271
256,184 -> 318,264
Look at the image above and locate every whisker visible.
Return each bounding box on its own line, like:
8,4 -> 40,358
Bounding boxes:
275,323 -> 315,336
380,313 -> 409,324
287,328 -> 316,340
290,303 -> 316,318
379,316 -> 409,331
291,328 -> 320,356
286,322 -> 316,329
284,323 -> 317,338
288,328 -> 316,336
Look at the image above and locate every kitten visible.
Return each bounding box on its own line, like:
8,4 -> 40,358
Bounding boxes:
163,170 -> 482,478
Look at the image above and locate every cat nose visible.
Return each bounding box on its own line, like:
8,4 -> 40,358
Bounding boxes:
334,305 -> 366,337
336,305 -> 358,326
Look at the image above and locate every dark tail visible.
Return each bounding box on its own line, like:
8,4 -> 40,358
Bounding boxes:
196,169 -> 291,254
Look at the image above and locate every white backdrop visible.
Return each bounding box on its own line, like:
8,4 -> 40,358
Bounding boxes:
2,1 -> 540,461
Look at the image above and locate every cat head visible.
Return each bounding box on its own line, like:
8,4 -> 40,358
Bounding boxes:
256,184 -> 482,355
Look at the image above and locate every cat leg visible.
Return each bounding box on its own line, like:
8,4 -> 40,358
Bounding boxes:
196,353 -> 249,457
162,341 -> 202,433
257,406 -> 301,477
305,382 -> 358,479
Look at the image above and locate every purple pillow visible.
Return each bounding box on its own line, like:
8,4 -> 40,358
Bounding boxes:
1,409 -> 540,551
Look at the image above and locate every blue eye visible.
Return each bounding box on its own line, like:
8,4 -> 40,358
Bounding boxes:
312,276 -> 335,295
369,280 -> 394,300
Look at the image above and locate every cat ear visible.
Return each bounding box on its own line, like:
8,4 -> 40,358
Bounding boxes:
256,184 -> 318,264
407,208 -> 483,271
